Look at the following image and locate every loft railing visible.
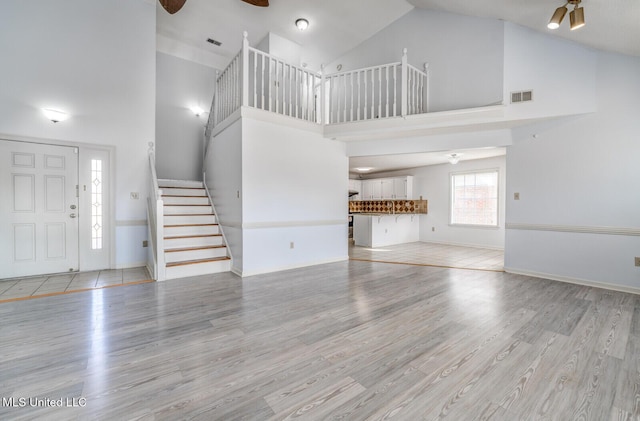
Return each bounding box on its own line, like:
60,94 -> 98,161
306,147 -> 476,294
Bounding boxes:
147,142 -> 165,282
247,46 -> 321,123
206,32 -> 430,132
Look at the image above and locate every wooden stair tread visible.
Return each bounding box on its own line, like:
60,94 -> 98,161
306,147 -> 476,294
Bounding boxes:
162,194 -> 207,198
164,234 -> 222,240
164,223 -> 218,228
165,213 -> 214,216
166,256 -> 230,267
159,186 -> 204,190
165,245 -> 226,253
165,203 -> 211,206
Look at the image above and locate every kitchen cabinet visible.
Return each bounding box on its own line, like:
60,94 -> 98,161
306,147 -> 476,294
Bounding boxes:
353,214 -> 419,247
381,179 -> 394,199
348,179 -> 362,200
393,176 -> 413,199
360,176 -> 413,200
362,179 -> 382,200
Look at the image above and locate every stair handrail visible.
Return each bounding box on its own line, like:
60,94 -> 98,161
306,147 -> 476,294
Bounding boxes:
147,142 -> 165,281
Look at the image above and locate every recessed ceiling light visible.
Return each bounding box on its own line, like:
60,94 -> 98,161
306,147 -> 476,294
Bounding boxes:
354,167 -> 373,172
295,18 -> 309,31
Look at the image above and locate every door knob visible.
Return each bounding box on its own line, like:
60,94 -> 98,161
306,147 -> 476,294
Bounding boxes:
69,213 -> 77,218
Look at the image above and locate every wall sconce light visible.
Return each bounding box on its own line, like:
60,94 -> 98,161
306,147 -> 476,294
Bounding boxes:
42,108 -> 70,123
447,153 -> 462,165
189,106 -> 204,116
548,0 -> 585,30
295,18 -> 309,31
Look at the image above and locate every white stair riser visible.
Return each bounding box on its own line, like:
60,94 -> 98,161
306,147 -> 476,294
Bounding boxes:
164,214 -> 216,225
163,196 -> 210,206
163,235 -> 224,249
165,259 -> 231,280
164,247 -> 227,263
164,205 -> 213,215
160,188 -> 206,197
158,179 -> 203,188
164,225 -> 220,237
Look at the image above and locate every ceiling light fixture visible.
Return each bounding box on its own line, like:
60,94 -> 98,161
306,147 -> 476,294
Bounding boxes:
295,18 -> 309,31
42,108 -> 70,123
447,153 -> 462,165
548,0 -> 585,30
354,167 -> 373,173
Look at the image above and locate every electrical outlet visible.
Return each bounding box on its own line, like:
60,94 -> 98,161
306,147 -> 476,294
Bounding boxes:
290,242 -> 294,249
432,227 -> 435,232
514,192 -> 520,200
130,192 -> 139,200
635,257 -> 640,267
142,240 -> 148,248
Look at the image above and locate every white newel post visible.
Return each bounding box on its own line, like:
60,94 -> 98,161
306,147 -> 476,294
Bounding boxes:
320,64 -> 326,125
401,48 -> 408,117
242,31 -> 249,108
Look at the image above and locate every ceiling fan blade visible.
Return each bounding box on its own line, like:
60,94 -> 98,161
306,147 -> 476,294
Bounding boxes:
241,0 -> 269,7
159,0 -> 187,14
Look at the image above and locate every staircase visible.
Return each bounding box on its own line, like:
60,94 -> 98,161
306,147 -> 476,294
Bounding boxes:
158,179 -> 231,280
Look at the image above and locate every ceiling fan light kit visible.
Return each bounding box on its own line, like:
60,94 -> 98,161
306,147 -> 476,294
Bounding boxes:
548,0 -> 585,30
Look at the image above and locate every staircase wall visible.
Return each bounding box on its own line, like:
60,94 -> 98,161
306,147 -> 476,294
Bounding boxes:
241,118 -> 349,276
204,113 -> 349,277
204,118 -> 244,273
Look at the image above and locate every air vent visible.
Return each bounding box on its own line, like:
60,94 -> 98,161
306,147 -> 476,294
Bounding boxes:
207,38 -> 222,46
511,90 -> 533,103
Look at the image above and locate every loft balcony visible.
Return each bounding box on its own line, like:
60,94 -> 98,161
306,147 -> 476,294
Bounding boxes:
205,32 -> 593,143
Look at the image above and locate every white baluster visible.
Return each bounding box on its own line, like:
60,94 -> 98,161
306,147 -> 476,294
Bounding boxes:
401,48 -> 408,117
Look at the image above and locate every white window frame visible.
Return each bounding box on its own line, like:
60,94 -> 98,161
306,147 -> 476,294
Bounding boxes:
449,168 -> 500,228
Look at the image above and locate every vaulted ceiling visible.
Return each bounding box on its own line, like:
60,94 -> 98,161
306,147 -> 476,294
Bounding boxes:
157,0 -> 640,72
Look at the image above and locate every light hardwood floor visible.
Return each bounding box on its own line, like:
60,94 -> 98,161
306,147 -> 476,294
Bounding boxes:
0,260 -> 638,420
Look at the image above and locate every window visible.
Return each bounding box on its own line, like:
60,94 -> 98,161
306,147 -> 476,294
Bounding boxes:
91,159 -> 103,249
450,170 -> 499,227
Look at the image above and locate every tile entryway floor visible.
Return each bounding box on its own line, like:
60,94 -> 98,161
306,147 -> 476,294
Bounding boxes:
349,241 -> 504,271
0,267 -> 153,302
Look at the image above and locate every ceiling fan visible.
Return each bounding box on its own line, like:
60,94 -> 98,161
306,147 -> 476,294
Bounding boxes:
159,0 -> 268,15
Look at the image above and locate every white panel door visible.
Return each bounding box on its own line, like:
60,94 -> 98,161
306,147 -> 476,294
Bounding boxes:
0,140 -> 79,278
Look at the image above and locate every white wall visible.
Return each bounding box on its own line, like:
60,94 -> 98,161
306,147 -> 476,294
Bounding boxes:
0,0 -> 155,268
204,118 -> 244,273
503,23 -> 597,120
327,8 -> 504,112
241,117 -> 348,276
256,33 -> 303,67
156,52 -> 216,181
505,51 -> 640,291
367,155 -> 506,249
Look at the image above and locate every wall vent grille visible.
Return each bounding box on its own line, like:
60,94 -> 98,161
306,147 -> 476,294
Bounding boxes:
207,38 -> 222,46
511,90 -> 533,103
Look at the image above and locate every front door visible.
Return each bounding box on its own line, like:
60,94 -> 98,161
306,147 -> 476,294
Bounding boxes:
0,140 -> 79,278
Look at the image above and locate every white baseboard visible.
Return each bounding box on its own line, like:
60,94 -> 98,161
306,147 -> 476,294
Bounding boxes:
115,261 -> 148,270
236,256 -> 349,278
503,266 -> 640,296
420,240 -> 504,251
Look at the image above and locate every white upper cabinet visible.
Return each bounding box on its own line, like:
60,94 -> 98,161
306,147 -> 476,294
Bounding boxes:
359,176 -> 413,200
381,179 -> 394,199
